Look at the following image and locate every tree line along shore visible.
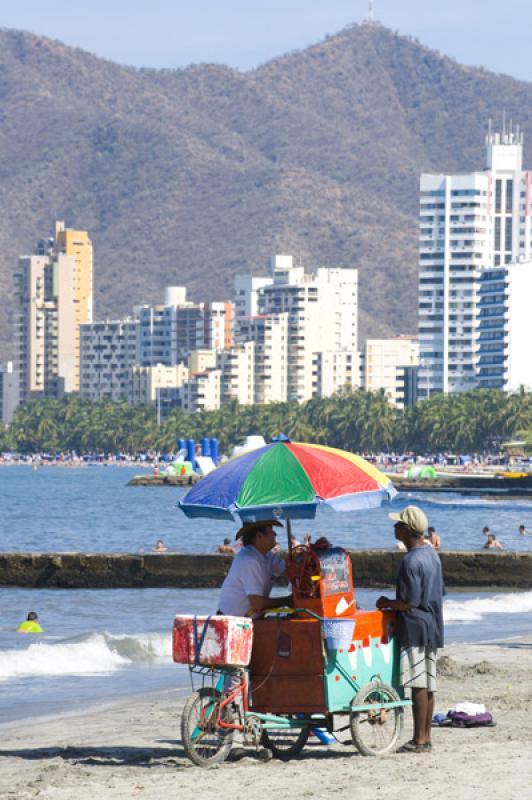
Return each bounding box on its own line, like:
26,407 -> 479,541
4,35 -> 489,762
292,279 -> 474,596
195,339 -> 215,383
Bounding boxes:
1,387 -> 531,456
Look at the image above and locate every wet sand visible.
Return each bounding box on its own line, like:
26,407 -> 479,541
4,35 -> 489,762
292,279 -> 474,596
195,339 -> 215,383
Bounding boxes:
1,637 -> 531,800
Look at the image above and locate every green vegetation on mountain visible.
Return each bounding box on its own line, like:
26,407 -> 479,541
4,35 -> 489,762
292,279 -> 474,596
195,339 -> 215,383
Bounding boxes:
2,23 -> 532,355
2,388 -> 531,455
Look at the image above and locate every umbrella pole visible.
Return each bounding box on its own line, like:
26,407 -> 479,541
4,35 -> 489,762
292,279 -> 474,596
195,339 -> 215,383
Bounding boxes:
287,519 -> 293,555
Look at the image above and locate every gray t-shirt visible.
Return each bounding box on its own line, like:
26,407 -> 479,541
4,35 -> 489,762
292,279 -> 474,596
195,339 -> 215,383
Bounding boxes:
396,545 -> 445,648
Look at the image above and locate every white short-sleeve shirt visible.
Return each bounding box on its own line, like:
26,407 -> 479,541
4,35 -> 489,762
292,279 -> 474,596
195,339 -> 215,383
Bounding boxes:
218,546 -> 286,617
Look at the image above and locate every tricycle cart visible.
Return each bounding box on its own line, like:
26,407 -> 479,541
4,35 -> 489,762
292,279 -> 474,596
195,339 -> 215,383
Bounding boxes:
175,439 -> 406,765
175,544 -> 410,766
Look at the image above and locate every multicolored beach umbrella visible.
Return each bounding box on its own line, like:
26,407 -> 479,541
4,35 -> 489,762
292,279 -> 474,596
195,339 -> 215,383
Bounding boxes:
178,440 -> 396,522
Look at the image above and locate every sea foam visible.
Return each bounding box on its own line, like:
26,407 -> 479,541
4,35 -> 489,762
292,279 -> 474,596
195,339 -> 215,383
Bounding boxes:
443,590 -> 532,623
0,631 -> 171,681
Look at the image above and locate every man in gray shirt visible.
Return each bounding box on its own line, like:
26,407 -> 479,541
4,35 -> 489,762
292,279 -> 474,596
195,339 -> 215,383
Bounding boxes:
377,505 -> 445,753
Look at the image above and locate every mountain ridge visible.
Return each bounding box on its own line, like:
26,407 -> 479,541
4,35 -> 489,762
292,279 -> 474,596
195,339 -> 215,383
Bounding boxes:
1,23 -> 532,359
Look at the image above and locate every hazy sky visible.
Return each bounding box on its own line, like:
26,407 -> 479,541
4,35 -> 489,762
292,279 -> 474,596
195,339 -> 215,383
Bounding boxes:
2,0 -> 531,82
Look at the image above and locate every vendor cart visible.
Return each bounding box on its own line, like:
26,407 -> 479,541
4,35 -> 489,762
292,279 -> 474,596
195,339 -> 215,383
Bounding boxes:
175,544 -> 410,765
174,439 -> 409,765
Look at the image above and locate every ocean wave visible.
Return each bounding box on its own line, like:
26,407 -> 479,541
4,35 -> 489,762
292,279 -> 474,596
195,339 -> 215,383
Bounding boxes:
0,631 -> 172,681
406,493 -> 532,511
444,591 -> 532,623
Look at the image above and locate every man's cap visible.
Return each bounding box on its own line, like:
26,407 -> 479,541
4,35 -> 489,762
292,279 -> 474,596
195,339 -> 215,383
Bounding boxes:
235,519 -> 283,540
389,506 -> 428,537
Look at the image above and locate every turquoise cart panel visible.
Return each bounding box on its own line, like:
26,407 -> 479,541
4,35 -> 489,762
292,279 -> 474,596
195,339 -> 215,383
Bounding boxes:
324,634 -> 400,712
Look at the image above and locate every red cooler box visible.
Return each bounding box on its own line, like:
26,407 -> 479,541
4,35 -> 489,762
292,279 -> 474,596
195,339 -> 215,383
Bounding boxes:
173,615 -> 253,666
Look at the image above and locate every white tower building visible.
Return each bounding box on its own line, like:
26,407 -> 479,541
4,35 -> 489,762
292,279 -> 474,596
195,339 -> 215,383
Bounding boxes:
364,337 -> 419,407
477,259 -> 532,391
236,313 -> 289,404
247,256 -> 358,402
418,125 -> 531,396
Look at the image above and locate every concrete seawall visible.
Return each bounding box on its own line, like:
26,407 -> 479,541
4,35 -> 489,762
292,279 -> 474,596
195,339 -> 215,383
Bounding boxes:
0,551 -> 531,589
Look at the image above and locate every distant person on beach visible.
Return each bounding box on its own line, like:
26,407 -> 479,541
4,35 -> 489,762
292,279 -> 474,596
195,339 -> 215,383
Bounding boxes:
152,539 -> 168,553
483,533 -> 503,551
482,526 -> 490,537
519,525 -> 526,536
376,505 -> 445,754
425,526 -> 441,551
217,538 -> 236,554
17,612 -> 43,634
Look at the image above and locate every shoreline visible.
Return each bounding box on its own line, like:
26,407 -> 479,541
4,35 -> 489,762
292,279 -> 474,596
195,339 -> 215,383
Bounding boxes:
1,631 -> 529,730
0,685 -> 191,733
1,637 -> 531,799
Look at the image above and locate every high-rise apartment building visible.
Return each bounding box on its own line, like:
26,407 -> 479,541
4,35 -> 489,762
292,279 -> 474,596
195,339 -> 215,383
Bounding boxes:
363,337 -> 419,407
127,363 -> 190,406
236,255 -> 359,403
217,341 -> 255,405
313,350 -> 359,399
236,313 -> 289,404
0,361 -> 18,424
234,275 -> 273,322
418,126 -> 531,395
80,319 -> 138,401
135,288 -> 233,366
180,369 -> 221,413
14,221 -> 93,402
477,259 -> 532,391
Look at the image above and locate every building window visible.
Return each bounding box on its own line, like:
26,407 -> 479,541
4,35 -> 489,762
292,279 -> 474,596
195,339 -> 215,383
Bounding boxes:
495,180 -> 502,213
505,217 -> 513,253
506,180 -> 513,213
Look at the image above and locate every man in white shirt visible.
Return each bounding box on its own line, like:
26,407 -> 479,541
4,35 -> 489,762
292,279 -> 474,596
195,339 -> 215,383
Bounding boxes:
217,520 -> 292,617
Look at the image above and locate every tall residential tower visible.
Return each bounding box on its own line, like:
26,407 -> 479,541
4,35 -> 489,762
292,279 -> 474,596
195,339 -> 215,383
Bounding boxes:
14,221 -> 93,402
418,126 -> 531,396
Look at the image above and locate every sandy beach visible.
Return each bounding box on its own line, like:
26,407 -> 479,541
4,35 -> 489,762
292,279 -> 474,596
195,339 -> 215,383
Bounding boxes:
1,637 -> 531,800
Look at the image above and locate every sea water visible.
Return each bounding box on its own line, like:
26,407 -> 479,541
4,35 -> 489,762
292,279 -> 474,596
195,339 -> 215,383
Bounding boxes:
1,585 -> 531,724
1,464 -> 532,553
0,465 -> 531,723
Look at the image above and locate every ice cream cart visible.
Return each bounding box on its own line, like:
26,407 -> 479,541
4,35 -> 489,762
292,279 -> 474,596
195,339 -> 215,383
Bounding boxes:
174,542 -> 409,766
174,439 -> 408,766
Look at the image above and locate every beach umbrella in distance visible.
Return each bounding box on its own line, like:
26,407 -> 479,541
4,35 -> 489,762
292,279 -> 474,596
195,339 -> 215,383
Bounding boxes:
177,438 -> 396,523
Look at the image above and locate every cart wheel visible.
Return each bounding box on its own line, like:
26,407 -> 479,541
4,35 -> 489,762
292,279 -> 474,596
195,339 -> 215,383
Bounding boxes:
350,681 -> 403,757
181,687 -> 234,767
260,716 -> 310,761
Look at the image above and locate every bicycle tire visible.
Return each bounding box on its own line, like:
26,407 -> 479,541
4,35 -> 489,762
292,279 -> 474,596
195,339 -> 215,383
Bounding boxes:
181,687 -> 234,767
350,681 -> 403,757
261,716 -> 310,760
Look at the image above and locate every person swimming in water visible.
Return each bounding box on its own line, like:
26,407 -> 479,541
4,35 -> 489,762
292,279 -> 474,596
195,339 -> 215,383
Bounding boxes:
17,611 -> 43,633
